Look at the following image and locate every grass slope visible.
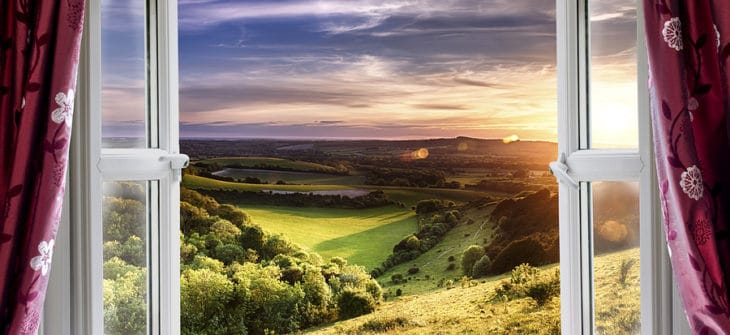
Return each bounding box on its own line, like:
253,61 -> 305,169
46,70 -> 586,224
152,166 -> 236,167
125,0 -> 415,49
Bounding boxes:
183,175 -> 357,192
307,248 -> 640,335
377,204 -> 498,297
197,157 -> 339,173
240,204 -> 417,270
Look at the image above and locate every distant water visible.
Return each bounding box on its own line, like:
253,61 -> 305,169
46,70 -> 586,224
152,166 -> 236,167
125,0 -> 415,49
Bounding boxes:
264,189 -> 370,198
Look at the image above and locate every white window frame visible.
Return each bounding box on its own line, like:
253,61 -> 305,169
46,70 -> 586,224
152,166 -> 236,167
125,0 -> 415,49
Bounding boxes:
42,0 -> 184,334
555,1 -> 689,334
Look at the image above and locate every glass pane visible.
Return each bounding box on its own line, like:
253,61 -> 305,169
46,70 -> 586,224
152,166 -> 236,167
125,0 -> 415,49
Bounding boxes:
103,181 -> 149,335
101,0 -> 147,148
588,1 -> 638,148
592,181 -> 640,334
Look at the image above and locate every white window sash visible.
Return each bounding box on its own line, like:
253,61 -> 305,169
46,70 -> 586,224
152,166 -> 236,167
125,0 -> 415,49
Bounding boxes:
43,0 -> 183,334
555,0 -> 684,334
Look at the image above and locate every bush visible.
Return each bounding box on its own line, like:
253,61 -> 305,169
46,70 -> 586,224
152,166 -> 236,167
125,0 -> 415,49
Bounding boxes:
337,289 -> 377,319
407,267 -> 419,275
359,316 -> 412,332
391,274 -> 404,284
448,255 -> 455,262
511,263 -> 538,286
415,199 -> 444,214
471,255 -> 492,278
446,263 -> 456,271
213,244 -> 245,265
489,237 -> 546,275
619,258 -> 637,286
395,288 -> 402,296
461,245 -> 485,276
525,270 -> 560,306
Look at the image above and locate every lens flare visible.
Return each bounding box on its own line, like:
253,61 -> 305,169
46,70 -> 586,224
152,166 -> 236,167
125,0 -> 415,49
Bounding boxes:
503,134 -> 520,144
414,148 -> 429,159
402,148 -> 430,160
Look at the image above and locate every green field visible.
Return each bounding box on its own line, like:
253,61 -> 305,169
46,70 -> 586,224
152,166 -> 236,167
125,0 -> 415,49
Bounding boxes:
240,204 -> 418,269
214,168 -> 364,185
183,175 -> 358,192
198,157 -> 341,173
185,175 -> 496,206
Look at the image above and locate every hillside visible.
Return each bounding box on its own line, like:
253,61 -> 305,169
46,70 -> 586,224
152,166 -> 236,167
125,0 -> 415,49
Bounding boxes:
307,248 -> 640,335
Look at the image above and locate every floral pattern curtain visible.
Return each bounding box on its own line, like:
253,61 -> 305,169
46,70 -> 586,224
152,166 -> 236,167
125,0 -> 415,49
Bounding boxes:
0,0 -> 85,333
643,0 -> 730,332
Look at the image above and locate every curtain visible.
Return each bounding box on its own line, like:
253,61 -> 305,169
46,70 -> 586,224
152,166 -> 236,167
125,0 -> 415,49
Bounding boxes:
0,0 -> 85,333
643,0 -> 730,332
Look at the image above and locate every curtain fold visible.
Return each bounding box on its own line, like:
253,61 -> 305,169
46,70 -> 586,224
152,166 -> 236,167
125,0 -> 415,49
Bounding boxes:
0,0 -> 85,333
643,0 -> 730,332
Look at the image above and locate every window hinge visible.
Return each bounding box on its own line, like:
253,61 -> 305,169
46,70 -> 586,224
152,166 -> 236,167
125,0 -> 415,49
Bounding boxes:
549,153 -> 579,189
159,153 -> 189,182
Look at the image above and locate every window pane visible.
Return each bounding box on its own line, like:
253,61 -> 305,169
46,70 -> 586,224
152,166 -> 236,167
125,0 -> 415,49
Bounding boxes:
588,1 -> 638,148
103,181 -> 149,335
592,181 -> 640,334
102,0 -> 147,148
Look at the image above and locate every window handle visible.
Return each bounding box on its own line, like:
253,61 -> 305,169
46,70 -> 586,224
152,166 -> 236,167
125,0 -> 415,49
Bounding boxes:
549,153 -> 579,189
159,153 -> 190,182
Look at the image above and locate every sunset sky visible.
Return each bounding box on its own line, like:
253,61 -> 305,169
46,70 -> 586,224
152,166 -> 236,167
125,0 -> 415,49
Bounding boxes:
101,0 -> 638,146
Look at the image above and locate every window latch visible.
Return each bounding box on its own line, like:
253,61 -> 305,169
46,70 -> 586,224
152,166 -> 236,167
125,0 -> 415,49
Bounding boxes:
549,153 -> 579,189
159,153 -> 190,182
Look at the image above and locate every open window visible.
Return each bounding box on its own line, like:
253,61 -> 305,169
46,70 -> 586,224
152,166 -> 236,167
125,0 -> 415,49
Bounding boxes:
42,0 -> 185,334
554,0 -> 688,333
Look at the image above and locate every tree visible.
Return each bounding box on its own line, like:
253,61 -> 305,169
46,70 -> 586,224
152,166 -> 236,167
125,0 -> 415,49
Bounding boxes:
210,219 -> 241,244
104,267 -> 147,335
337,288 -> 376,319
471,255 -> 492,278
180,268 -> 243,335
461,245 -> 485,276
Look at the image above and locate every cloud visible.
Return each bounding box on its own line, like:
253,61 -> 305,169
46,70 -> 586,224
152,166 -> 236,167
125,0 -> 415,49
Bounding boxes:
412,104 -> 470,110
452,78 -> 504,88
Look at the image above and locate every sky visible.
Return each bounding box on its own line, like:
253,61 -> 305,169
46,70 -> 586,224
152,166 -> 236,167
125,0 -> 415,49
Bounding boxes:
101,0 -> 638,146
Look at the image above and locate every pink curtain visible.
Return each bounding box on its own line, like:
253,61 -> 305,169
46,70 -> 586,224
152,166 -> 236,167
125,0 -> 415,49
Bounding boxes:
643,0 -> 730,332
0,0 -> 85,333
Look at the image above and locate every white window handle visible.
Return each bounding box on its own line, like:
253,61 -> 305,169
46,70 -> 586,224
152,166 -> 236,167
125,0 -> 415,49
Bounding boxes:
159,154 -> 190,182
549,153 -> 579,189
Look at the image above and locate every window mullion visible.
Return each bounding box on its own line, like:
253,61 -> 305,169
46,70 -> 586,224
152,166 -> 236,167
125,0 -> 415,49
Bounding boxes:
556,0 -> 586,333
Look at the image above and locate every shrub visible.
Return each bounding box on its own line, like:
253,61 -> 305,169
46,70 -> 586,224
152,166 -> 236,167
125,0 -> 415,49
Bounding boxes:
448,255 -> 455,262
446,263 -> 456,271
619,258 -> 637,286
407,267 -> 419,274
213,244 -> 245,265
461,245 -> 485,276
395,288 -> 402,296
471,255 -> 492,278
415,199 -> 444,214
511,263 -> 539,286
525,270 -> 560,307
337,289 -> 377,319
489,237 -> 546,275
359,316 -> 412,332
391,274 -> 404,284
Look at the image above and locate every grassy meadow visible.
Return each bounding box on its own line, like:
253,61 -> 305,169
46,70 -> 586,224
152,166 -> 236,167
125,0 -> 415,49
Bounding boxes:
198,156 -> 342,173
376,205 -> 498,297
239,204 -> 417,269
